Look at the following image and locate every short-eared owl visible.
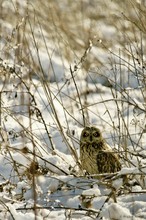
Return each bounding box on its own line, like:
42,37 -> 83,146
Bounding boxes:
80,127 -> 121,175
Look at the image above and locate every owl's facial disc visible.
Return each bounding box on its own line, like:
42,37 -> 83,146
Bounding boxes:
81,127 -> 102,144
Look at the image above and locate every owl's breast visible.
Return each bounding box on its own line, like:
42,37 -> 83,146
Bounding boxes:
80,143 -> 99,174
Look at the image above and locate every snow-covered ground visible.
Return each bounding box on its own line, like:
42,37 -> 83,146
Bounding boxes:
0,57 -> 146,219
0,0 -> 146,219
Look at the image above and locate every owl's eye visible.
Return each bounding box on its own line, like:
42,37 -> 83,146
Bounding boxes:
93,132 -> 100,137
83,132 -> 89,137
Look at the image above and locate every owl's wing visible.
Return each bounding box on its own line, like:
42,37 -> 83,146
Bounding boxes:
96,150 -> 121,173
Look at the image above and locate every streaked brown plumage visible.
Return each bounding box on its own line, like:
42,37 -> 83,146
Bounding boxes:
80,127 -> 121,175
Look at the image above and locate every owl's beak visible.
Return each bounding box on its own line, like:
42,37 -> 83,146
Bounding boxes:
89,135 -> 92,142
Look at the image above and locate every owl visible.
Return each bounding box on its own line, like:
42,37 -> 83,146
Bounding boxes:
80,127 -> 121,175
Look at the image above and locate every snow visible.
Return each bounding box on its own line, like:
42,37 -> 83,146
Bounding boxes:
102,203 -> 133,220
0,0 -> 146,219
0,57 -> 146,218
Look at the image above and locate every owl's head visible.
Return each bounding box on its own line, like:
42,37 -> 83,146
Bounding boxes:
80,127 -> 103,144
